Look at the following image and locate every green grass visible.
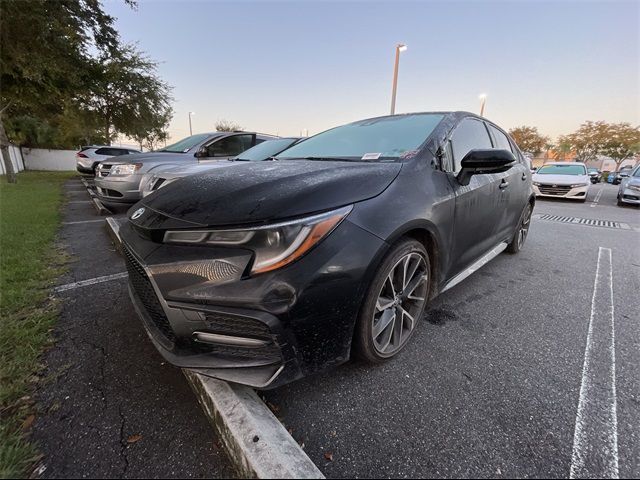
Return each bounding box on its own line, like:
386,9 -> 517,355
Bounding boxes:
0,170 -> 73,479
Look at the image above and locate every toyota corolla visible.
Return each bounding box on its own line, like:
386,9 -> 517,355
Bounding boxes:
120,112 -> 534,389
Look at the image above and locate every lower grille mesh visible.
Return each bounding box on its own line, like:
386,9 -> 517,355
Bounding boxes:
123,246 -> 176,343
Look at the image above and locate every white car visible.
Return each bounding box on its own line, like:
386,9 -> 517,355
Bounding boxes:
532,162 -> 590,202
76,145 -> 140,175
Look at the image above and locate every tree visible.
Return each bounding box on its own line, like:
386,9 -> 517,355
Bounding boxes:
508,126 -> 550,156
0,0 -> 132,181
215,119 -> 243,132
130,106 -> 173,151
77,45 -> 172,145
553,136 -> 573,162
600,123 -> 640,170
561,121 -> 608,163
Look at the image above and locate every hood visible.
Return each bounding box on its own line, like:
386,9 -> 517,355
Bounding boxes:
158,161 -> 238,180
138,160 -> 402,227
104,151 -> 190,165
532,173 -> 590,185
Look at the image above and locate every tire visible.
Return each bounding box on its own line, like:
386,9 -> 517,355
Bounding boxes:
506,202 -> 532,254
617,196 -> 624,207
353,238 -> 430,363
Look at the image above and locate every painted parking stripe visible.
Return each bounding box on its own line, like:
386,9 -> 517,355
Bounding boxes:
590,188 -> 604,207
53,272 -> 128,293
570,247 -> 618,479
62,219 -> 106,225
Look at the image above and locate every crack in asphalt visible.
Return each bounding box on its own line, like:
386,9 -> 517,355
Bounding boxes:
118,405 -> 130,477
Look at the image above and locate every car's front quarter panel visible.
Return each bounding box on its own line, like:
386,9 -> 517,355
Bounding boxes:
346,157 -> 455,293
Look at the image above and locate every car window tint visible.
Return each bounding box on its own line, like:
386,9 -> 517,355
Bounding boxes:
95,147 -> 124,156
207,135 -> 254,157
488,125 -> 513,152
449,119 -> 492,173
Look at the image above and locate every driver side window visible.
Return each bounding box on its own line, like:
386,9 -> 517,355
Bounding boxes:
449,119 -> 492,173
206,134 -> 254,157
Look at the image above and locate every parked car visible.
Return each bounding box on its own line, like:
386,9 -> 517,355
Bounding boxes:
119,111 -> 534,389
617,164 -> 640,207
587,168 -> 602,184
611,165 -> 634,185
532,162 -> 590,202
94,132 -> 276,206
76,145 -> 140,174
140,137 -> 301,197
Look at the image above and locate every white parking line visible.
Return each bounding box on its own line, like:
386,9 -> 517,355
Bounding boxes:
53,272 -> 128,293
570,247 -> 618,479
590,188 -> 604,207
62,219 -> 106,225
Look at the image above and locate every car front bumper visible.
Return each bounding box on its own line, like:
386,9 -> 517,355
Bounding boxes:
119,217 -> 386,389
619,186 -> 640,205
94,174 -> 143,204
533,184 -> 589,200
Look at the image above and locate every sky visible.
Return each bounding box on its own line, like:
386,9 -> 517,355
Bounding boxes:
105,0 -> 640,144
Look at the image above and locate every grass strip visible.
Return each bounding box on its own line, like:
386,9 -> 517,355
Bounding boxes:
0,171 -> 74,478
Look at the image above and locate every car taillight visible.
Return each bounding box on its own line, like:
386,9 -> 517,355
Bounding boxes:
77,153 -> 88,158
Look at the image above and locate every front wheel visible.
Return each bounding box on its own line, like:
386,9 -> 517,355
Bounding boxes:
353,239 -> 430,363
506,203 -> 532,254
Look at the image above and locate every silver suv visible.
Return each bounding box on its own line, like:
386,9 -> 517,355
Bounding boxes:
94,131 -> 276,206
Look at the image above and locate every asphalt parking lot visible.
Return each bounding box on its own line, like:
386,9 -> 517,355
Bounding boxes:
33,179 -> 638,478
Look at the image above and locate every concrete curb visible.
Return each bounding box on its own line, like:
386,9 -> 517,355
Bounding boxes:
91,196 -> 111,215
185,372 -> 324,479
104,216 -> 324,479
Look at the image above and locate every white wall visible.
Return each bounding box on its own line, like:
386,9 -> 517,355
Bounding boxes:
22,148 -> 77,171
0,144 -> 26,175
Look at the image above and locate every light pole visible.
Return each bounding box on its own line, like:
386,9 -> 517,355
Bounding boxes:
188,111 -> 195,135
390,43 -> 408,115
479,94 -> 487,116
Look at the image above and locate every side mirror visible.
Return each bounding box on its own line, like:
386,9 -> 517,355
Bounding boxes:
194,149 -> 207,158
457,149 -> 516,186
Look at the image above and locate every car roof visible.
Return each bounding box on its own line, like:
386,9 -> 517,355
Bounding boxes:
544,161 -> 587,166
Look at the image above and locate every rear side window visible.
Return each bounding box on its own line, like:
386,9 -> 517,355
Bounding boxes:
95,148 -> 128,156
488,125 -> 513,153
449,118 -> 492,173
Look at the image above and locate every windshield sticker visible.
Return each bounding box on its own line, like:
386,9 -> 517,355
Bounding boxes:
362,153 -> 382,160
400,150 -> 419,159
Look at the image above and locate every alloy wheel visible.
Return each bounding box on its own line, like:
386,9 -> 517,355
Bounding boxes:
372,252 -> 428,355
517,204 -> 532,249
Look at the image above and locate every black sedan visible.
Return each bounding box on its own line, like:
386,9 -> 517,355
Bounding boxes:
120,112 -> 534,389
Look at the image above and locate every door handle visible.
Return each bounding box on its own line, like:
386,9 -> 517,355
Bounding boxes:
499,180 -> 509,190
522,173 -> 527,181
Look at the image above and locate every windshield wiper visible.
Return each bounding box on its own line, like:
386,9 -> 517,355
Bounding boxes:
299,156 -> 359,162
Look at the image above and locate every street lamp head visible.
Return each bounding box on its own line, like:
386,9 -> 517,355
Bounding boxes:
478,93 -> 487,100
189,111 -> 195,115
398,44 -> 408,52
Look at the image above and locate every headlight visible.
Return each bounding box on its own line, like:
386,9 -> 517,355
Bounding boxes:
570,183 -> 589,188
533,182 -> 541,186
163,205 -> 353,275
110,163 -> 142,176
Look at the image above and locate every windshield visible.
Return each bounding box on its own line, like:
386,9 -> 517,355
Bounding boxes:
588,168 -> 598,173
159,133 -> 212,153
632,166 -> 640,177
537,164 -> 587,175
276,114 -> 444,161
235,138 -> 300,161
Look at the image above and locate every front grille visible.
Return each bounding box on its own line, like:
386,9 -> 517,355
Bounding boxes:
205,313 -> 272,339
123,245 -> 176,343
98,188 -> 123,197
538,184 -> 572,195
98,164 -> 112,177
